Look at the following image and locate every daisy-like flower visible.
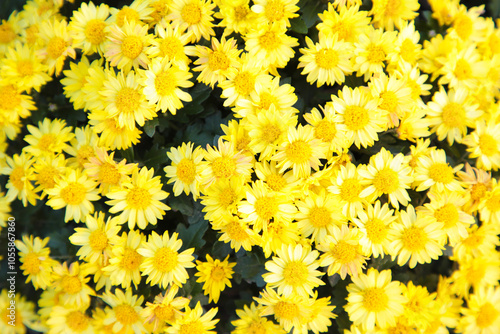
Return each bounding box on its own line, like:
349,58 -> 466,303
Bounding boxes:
37,18 -> 76,76
438,44 -> 487,91
304,105 -> 349,155
414,148 -> 464,193
88,110 -> 142,150
451,253 -> 500,298
396,106 -> 432,143
195,254 -> 236,303
345,268 -> 407,331
45,169 -> 100,223
425,86 -> 482,145
101,288 -> 145,334
0,83 -> 36,125
370,0 -> 419,31
388,21 -> 422,68
0,12 -> 26,55
0,290 -> 38,333
69,1 -> 111,55
69,211 -> 121,264
263,244 -> 324,297
165,142 -> 204,199
141,57 -> 193,114
317,4 -> 371,43
167,0 -> 216,43
298,32 -> 353,87
104,19 -> 152,72
51,261 -> 95,308
166,302 -> 219,334
109,0 -> 154,27
463,120 -> 500,171
458,286 -> 500,334
254,160 -> 299,195
103,230 -> 145,288
453,224 -> 500,263
27,153 -> 65,198
447,4 -> 488,43
391,204 -> 446,268
24,118 -> 74,157
46,305 -> 94,334
147,23 -> 191,68
138,231 -> 195,289
216,0 -> 258,36
106,166 -> 170,230
190,36 -> 241,88
231,302 -> 286,334
251,0 -> 299,28
1,152 -> 38,206
101,69 -> 157,131
358,147 -> 413,209
478,179 -> 500,226
400,281 -> 436,331
299,294 -> 338,334
201,176 -> 246,224
260,219 -> 300,258
64,125 -> 99,169
61,57 -> 99,111
272,124 -> 328,179
457,163 -> 493,213
221,119 -> 254,158
352,201 -> 397,258
141,286 -> 190,332
15,235 -> 57,290
331,85 -> 387,149
317,225 -> 368,279
216,214 -> 261,252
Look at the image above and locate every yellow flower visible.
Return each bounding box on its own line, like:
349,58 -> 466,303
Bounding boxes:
438,44 -> 487,91
165,142 -> 204,199
88,109 -> 142,150
231,302 -> 286,334
138,231 -> 195,289
317,4 -> 370,43
0,290 -> 38,334
370,0 -> 419,31
37,18 -> 76,76
46,305 -> 94,334
215,0 -> 258,36
401,281 -> 437,331
1,152 -> 38,206
478,179 -> 500,226
69,1 -> 111,55
260,219 -> 300,258
458,286 -> 500,334
109,0 -> 154,27
61,57 -> 96,111
24,118 -> 74,157
0,83 -> 36,127
214,214 -> 261,252
167,0 -> 216,43
201,176 -> 246,224
165,302 -> 219,334
453,224 -> 499,263
101,288 -> 145,334
345,268 -> 407,331
463,120 -> 500,171
413,148 -> 464,193
457,163 -> 492,214
0,12 -> 26,55
147,22 -> 191,68
141,286 -> 190,331
388,21 -> 422,67
195,254 -> 236,303
450,252 -> 500,298
64,125 -> 99,169
447,4 -> 488,43
251,0 -> 299,28
51,261 -> 95,308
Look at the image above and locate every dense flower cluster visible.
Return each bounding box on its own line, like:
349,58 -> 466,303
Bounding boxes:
1,0 -> 500,333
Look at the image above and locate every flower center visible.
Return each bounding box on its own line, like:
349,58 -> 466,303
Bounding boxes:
442,102 -> 466,128
0,85 -> 20,110
17,60 -> 34,77
259,31 -> 280,50
283,261 -> 308,286
115,87 -> 141,115
285,140 -> 312,164
363,287 -> 389,312
400,39 -> 417,64
61,183 -> 87,205
379,91 -> 398,114
176,158 -> 196,184
485,193 -> 500,213
235,5 -> 250,20
331,21 -> 351,42
367,44 -> 385,64
23,253 -> 41,274
428,163 -> 454,184
154,305 -> 175,322
262,124 -> 281,143
66,311 -> 90,332
210,265 -> 226,281
365,218 -> 387,244
89,230 -> 108,251
275,301 -> 300,320
463,233 -> 483,249
333,240 -> 357,264
315,120 -> 336,141
155,70 -> 177,96
0,22 -> 16,44
181,3 -> 202,25
247,322 -> 266,334
478,134 -> 498,156
218,188 -> 236,208
309,206 -> 331,227
470,183 -> 487,201
115,304 -> 139,325
160,37 -> 184,59
265,0 -> 285,22
434,204 -> 459,228
254,195 -> 278,221
233,71 -> 255,96
121,247 -> 142,271
36,166 -> 60,189
153,247 -> 179,272
453,14 -> 473,41
208,50 -> 230,71
38,134 -> 57,152
259,92 -> 278,110
10,167 -> 25,190
99,162 -> 120,185
373,168 -> 399,194
126,187 -> 152,209
343,106 -> 369,131
476,302 -> 499,328
85,19 -> 107,45
401,226 -> 428,251
266,174 -> 286,192
340,179 -> 362,202
77,145 -> 95,166
454,59 -> 472,80
116,7 -> 140,26
211,156 -> 236,179
61,275 -> 82,295
466,264 -> 485,284
47,37 -> 66,59
315,49 -> 339,69
383,0 -> 401,16
121,36 -> 143,60
226,219 -> 249,241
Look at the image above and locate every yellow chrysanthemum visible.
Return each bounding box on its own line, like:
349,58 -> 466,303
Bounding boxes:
101,288 -> 145,334
24,118 -> 74,158
37,18 -> 76,76
478,179 -> 500,226
109,0 -> 154,27
201,176 -> 246,224
64,125 -> 99,169
231,302 -> 286,334
69,1 -> 111,55
0,12 -> 26,55
215,0 -> 258,36
251,0 -> 299,28
457,163 -> 493,214
1,152 -> 38,206
400,281 -> 436,331
61,57 -> 98,111
216,214 -> 261,252
0,290 -> 38,334
414,148 -> 464,193
450,252 -> 500,298
51,261 -> 95,308
317,4 -> 370,43
463,120 -> 500,171
458,286 -> 500,334
438,44 -> 487,91
46,305 -> 94,334
453,224 -> 499,263
260,219 -> 300,258
147,22 -> 191,68
141,286 -> 190,332
370,0 -> 419,31
0,83 -> 36,128
195,254 -> 236,303
167,0 -> 216,43
88,109 -> 142,150
388,21 -> 422,68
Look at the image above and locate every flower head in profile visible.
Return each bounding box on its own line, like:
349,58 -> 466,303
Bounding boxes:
195,254 -> 236,303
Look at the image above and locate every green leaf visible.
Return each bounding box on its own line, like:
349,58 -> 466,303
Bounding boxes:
301,0 -> 324,29
233,252 -> 266,287
175,220 -> 208,251
144,118 -> 159,137
211,240 -> 233,259
168,195 -> 194,216
290,17 -> 308,34
142,144 -> 168,169
490,0 -> 500,19
120,146 -> 135,163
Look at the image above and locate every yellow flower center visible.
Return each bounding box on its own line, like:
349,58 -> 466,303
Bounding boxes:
333,240 -> 357,264
428,163 -> 454,184
155,70 -> 177,96
154,304 -> 175,322
331,21 -> 351,42
89,229 -> 108,251
235,5 -> 250,21
309,206 -> 331,227
210,265 -> 226,281
315,49 -> 339,69
441,102 -> 466,127
434,203 -> 459,228
476,302 -> 499,328
77,145 -> 95,166
61,183 -> 87,205
85,19 -> 107,45
254,195 -> 278,221
373,168 -> 399,194
275,301 -> 300,320
454,58 -> 472,81
343,106 -> 369,131
247,322 -> 266,334
226,219 -> 249,242
265,0 -> 285,22
47,37 -> 66,59
153,247 -> 179,273
121,247 -> 142,271
259,92 -> 278,110
340,178 -> 362,202
61,275 -> 82,295
0,22 -> 16,44
115,87 -> 141,115
38,133 -> 57,152
208,50 -> 230,71
116,7 -> 140,27
479,134 -> 498,156
176,158 -> 196,184
383,0 -> 401,16
266,174 -> 286,192
17,60 -> 34,77
466,264 -> 485,284
121,36 -> 143,60
181,3 -> 202,25
363,287 -> 389,312
453,13 -> 473,41
285,140 -> 312,164
0,85 -> 20,110
66,310 -> 89,332
470,183 -> 487,201
211,156 -> 236,179
126,187 -> 152,209
463,233 -> 483,249
401,226 -> 428,251
218,187 -> 236,208
485,193 -> 500,213
407,79 -> 421,101
9,167 -> 25,190
36,165 -> 60,189
259,31 -> 280,50
315,120 -> 336,141
23,253 -> 41,274
262,124 -> 281,143
400,39 -> 417,64
365,218 -> 387,244
99,162 -> 120,185
159,37 -> 184,59
379,91 -> 398,114
366,44 -> 385,64
115,304 -> 139,325
233,71 -> 255,96
283,261 -> 308,286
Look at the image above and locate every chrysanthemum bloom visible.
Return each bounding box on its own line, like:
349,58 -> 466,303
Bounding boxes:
221,119 -> 254,158
396,106 -> 432,143
64,125 -> 99,169
51,261 -> 95,308
46,305 -> 94,334
304,105 -> 349,155
451,253 -> 500,298
231,302 -> 286,334
0,12 -> 26,55
438,44 -> 487,91
167,0 -> 216,43
0,83 -> 36,126
395,64 -> 432,106
88,110 -> 142,150
391,204 -> 446,268
15,235 -> 57,290
388,21 -> 422,68
165,142 -> 204,199
109,1 -> 154,27
24,118 -> 74,157
106,166 -> 170,230
215,0 -> 258,36
425,86 -> 482,145
45,169 -> 100,223
457,286 -> 500,334
23,152 -> 63,197
101,288 -> 145,334
414,148 -> 464,193
103,230 -> 145,288
201,176 -> 246,224
352,201 -> 397,258
104,19 -> 152,72
195,254 -> 236,303
478,179 -> 500,226
138,231 -> 195,289
345,268 -> 407,331
463,120 -> 500,171
0,290 -> 38,333
331,86 -> 387,149
457,163 -> 492,214
254,160 -> 299,195
1,152 -> 38,206
260,219 -> 300,257
317,4 -> 370,43
400,281 -> 437,330
61,57 -> 100,111
447,4 -> 488,43
69,211 -> 121,264
251,0 -> 299,28
165,302 -> 219,334
147,23 -> 191,68
142,57 -> 193,114
141,286 -> 190,332
147,0 -> 172,27
453,224 -> 500,263
69,1 -> 110,55
370,0 -> 419,31
297,294 -> 337,334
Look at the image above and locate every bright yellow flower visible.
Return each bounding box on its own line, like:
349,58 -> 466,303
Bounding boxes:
370,0 -> 419,31
101,288 -> 145,334
61,57 -> 97,111
447,4 -> 488,43
195,254 -> 236,303
450,252 -> 500,298
46,305 -> 94,334
231,302 -> 286,334
457,163 -> 493,214
167,0 -> 216,43
260,219 -> 300,258
478,179 -> 500,226
216,214 -> 261,252
69,1 -> 111,55
215,0 -> 258,36
51,261 -> 94,308
0,290 -> 38,334
453,224 -> 499,263
251,0 -> 299,28
317,4 -> 370,43
458,286 -> 500,334
165,142 -> 204,199
141,286 -> 190,332
1,152 -> 38,206
0,83 -> 36,127
201,176 -> 246,224
24,118 -> 74,157
438,44 -> 487,91
147,22 -> 191,68
400,281 -> 436,331
37,18 -> 76,76
109,0 -> 154,27
388,21 -> 422,68
0,12 -> 26,55
165,302 -> 219,334
413,148 -> 464,193
88,109 -> 142,150
464,120 -> 500,171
